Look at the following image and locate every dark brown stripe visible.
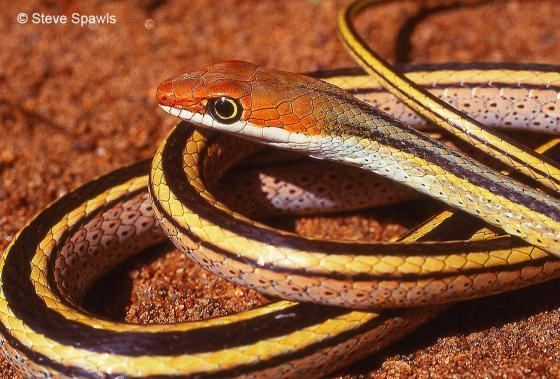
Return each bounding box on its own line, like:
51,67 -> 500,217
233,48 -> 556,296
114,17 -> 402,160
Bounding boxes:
397,62 -> 560,74
0,155 -> 394,378
349,107 -> 560,221
348,82 -> 560,95
142,309 -> 404,379
0,307 -> 408,379
0,323 -> 99,378
340,19 -> 560,190
323,80 -> 560,221
0,157 -> 353,359
152,192 -> 554,282
159,123 -> 536,256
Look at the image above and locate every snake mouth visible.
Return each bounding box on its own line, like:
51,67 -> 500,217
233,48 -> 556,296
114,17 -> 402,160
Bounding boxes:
160,104 -> 248,135
160,104 -> 189,120
159,103 -> 313,147
159,104 -> 185,118
159,104 -> 208,127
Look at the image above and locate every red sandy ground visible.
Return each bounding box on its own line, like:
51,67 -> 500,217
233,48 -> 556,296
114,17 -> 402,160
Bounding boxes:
1,0 -> 560,377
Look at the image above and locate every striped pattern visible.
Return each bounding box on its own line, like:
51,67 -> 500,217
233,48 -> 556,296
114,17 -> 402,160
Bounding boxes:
1,63 -> 560,377
337,0 -> 560,191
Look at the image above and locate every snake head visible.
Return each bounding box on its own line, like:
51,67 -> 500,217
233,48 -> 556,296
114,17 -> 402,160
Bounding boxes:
157,60 -> 349,146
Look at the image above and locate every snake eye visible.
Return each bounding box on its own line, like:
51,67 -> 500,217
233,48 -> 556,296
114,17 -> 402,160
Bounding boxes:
208,97 -> 242,124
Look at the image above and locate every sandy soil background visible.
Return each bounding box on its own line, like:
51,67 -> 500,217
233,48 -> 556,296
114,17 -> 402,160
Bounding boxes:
2,0 -> 560,377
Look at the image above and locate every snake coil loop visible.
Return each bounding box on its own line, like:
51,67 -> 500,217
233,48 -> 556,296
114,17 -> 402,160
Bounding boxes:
1,1 -> 560,377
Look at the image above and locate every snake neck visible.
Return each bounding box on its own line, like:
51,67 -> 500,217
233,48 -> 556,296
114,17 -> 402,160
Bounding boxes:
270,85 -> 560,254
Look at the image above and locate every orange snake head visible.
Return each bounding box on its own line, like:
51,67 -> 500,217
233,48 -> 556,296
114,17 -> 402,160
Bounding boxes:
157,60 -> 355,146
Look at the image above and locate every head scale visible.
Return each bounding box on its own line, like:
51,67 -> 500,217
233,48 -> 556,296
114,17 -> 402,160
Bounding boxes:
157,60 -> 346,143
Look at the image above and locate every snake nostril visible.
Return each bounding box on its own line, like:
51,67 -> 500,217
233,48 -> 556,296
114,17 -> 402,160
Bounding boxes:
156,79 -> 175,105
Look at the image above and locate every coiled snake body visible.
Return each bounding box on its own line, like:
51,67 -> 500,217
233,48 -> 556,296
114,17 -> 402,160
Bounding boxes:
2,1 -> 560,377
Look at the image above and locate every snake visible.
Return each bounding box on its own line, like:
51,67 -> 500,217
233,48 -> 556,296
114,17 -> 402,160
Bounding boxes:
2,0 -> 560,377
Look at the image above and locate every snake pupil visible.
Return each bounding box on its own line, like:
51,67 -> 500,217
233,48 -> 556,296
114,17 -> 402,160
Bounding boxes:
215,98 -> 234,117
210,97 -> 241,124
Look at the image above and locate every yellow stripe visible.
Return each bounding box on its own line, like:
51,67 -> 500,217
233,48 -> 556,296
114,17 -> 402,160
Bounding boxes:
337,0 -> 560,191
153,130 -> 553,280
326,69 -> 560,91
